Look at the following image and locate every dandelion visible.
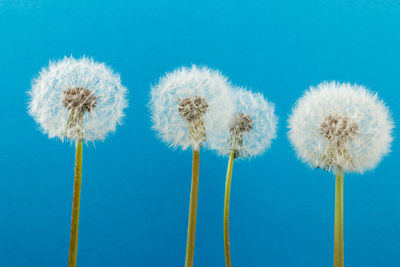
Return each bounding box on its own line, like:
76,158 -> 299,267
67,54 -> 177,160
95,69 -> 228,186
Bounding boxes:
208,88 -> 278,267
149,65 -> 234,267
28,56 -> 127,267
288,81 -> 393,267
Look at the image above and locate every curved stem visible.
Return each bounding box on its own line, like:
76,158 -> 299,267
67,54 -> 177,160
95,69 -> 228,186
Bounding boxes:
334,168 -> 344,267
185,149 -> 200,267
224,150 -> 235,267
68,139 -> 83,267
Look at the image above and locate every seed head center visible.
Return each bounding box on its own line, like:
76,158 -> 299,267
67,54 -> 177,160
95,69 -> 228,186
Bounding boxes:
62,87 -> 98,114
230,113 -> 253,136
178,95 -> 209,122
229,113 -> 253,158
320,115 -> 358,144
178,95 -> 209,145
318,115 -> 359,171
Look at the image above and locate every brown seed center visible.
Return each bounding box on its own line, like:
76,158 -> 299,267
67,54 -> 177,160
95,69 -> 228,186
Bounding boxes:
318,115 -> 359,171
177,95 -> 209,145
320,115 -> 358,144
62,87 -> 98,114
230,113 -> 253,135
178,95 -> 209,122
229,113 -> 253,158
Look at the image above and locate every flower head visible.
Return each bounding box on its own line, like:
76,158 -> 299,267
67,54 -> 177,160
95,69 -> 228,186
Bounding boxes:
149,65 -> 235,150
288,81 -> 394,173
208,88 -> 278,158
28,56 -> 128,142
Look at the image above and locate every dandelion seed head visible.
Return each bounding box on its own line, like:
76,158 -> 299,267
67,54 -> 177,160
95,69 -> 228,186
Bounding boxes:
288,81 -> 394,173
150,65 -> 235,150
209,88 -> 278,158
28,56 -> 128,142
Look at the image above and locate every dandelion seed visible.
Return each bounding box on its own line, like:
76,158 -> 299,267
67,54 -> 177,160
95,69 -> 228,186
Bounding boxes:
208,87 -> 278,267
287,81 -> 394,267
29,56 -> 127,142
288,81 -> 392,173
209,88 -> 278,158
28,56 -> 128,267
150,65 -> 234,151
149,65 -> 235,267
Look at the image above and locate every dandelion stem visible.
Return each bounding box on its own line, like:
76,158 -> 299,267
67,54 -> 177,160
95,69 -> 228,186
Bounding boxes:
68,139 -> 83,267
333,167 -> 344,267
185,149 -> 200,267
224,150 -> 235,267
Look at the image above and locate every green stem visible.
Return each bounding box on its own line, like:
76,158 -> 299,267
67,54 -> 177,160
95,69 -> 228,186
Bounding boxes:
185,149 -> 200,267
334,167 -> 344,267
224,150 -> 235,267
68,139 -> 83,267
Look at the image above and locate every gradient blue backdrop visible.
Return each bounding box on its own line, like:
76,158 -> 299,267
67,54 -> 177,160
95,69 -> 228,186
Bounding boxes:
0,0 -> 399,266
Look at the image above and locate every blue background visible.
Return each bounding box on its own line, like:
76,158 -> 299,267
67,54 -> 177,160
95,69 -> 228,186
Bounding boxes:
0,0 -> 399,266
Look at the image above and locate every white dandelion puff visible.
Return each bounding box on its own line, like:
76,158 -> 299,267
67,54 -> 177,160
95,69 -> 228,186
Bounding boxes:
149,65 -> 235,151
28,56 -> 128,142
150,65 -> 235,266
27,56 -> 128,266
213,88 -> 278,266
208,88 -> 278,158
288,81 -> 394,173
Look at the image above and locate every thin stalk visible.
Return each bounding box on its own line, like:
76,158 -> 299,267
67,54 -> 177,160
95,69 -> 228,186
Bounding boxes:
333,167 -> 344,267
224,150 -> 235,267
185,149 -> 200,267
68,139 -> 83,267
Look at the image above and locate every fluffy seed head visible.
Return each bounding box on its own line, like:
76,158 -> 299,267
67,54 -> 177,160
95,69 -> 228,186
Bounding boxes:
288,81 -> 394,173
150,65 -> 235,151
28,56 -> 128,142
208,88 -> 278,158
